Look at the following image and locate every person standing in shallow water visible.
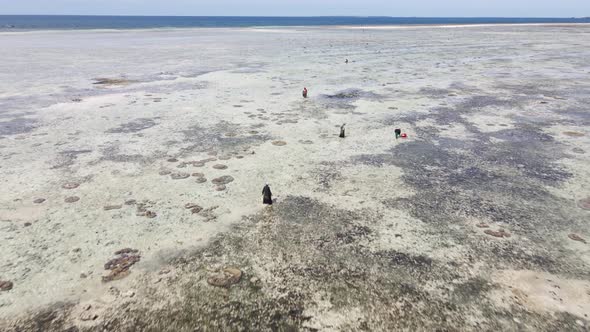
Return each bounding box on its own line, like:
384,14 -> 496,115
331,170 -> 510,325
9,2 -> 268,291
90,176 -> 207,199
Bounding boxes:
262,184 -> 272,205
302,87 -> 308,98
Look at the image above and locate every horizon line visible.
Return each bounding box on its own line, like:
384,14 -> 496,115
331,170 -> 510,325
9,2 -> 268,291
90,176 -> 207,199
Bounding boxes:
1,14 -> 589,19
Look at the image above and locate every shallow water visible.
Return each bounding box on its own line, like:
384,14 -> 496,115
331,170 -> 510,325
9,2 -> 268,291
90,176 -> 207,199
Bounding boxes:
0,25 -> 589,330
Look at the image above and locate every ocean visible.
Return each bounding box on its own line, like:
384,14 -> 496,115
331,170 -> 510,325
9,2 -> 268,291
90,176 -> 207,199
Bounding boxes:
1,15 -> 589,31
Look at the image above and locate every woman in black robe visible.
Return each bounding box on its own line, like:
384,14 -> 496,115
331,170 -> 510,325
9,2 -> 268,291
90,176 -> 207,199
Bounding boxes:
262,184 -> 272,205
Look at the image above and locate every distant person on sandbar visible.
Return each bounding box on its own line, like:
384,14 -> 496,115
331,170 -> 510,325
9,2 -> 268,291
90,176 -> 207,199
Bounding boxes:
262,183 -> 273,205
302,87 -> 308,98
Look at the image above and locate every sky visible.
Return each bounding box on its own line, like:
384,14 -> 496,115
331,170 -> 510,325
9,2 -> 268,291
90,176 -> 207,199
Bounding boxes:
0,0 -> 588,17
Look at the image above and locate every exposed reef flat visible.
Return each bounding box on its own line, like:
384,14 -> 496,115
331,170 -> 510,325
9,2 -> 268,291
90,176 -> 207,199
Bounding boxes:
0,24 -> 589,331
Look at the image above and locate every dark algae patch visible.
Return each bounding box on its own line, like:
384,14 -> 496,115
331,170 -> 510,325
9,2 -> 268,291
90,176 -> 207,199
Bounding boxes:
370,84 -> 590,280
6,197 -> 587,331
0,117 -> 38,136
106,118 -> 157,134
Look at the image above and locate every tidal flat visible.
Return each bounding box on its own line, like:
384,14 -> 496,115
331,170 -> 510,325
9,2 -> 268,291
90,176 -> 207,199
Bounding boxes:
0,25 -> 589,331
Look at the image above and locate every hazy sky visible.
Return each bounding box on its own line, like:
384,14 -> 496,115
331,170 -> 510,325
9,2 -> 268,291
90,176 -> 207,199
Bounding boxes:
0,0 -> 588,17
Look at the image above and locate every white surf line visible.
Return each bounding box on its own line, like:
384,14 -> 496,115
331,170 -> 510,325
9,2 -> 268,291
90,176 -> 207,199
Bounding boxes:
337,23 -> 590,30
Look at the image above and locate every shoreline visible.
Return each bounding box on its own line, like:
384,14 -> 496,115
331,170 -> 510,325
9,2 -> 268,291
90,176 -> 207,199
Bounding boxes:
338,22 -> 590,29
1,22 -> 590,34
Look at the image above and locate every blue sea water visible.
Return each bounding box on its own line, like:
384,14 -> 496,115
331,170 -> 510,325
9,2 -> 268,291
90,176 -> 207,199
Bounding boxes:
0,15 -> 589,31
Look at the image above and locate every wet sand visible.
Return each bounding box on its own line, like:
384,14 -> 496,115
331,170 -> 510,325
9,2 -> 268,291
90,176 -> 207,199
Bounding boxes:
0,24 -> 589,331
